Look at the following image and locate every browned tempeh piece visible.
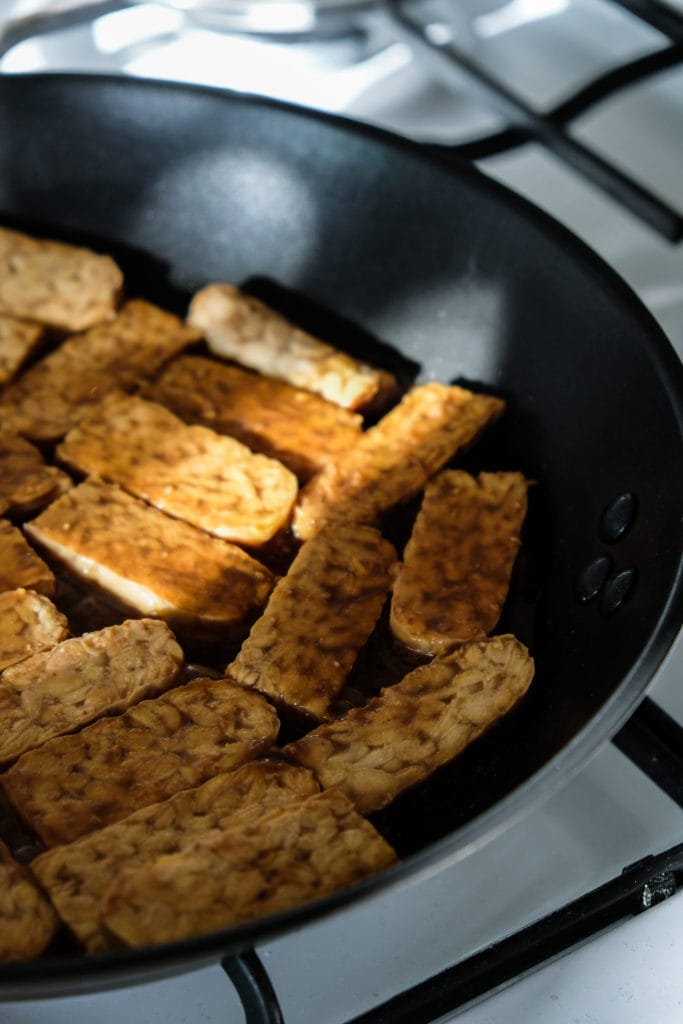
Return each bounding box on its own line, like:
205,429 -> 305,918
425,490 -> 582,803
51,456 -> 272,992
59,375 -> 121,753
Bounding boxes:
0,299 -> 199,441
293,383 -> 505,539
188,283 -> 397,412
30,762 -> 319,952
0,839 -> 58,963
390,471 -> 529,655
3,677 -> 280,847
0,618 -> 183,766
0,225 -> 123,332
0,518 -> 55,597
284,634 -> 534,815
144,354 -> 364,481
0,588 -> 69,671
57,392 -> 297,545
25,479 -> 274,638
228,524 -> 396,721
101,788 -> 397,947
0,432 -> 71,518
0,315 -> 46,387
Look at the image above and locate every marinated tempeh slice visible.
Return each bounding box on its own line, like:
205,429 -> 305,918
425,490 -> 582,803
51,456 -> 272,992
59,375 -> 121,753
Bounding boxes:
101,788 -> 397,947
0,518 -> 55,597
228,524 -> 396,721
0,839 -> 58,963
57,392 -> 297,545
391,471 -> 529,655
0,618 -> 183,766
0,588 -> 69,671
4,677 -> 280,847
25,479 -> 274,637
31,762 -> 319,952
145,354 -> 364,481
284,634 -> 534,815
0,225 -> 123,332
293,383 -> 505,539
0,315 -> 46,387
188,283 -> 397,412
0,299 -> 199,442
0,432 -> 71,518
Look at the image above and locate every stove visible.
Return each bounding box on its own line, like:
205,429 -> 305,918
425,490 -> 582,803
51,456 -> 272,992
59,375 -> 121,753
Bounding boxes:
1,2 -> 683,1022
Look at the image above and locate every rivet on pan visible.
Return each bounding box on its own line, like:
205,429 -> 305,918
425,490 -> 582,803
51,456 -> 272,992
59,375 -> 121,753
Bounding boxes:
600,492 -> 637,544
576,555 -> 612,603
600,567 -> 638,615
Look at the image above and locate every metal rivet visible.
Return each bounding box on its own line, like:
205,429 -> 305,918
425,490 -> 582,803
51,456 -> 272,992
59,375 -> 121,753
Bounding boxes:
600,493 -> 637,544
600,567 -> 638,615
576,555 -> 612,603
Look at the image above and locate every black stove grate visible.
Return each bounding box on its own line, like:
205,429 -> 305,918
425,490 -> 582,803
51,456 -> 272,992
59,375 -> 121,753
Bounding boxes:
385,0 -> 683,240
222,694 -> 683,1024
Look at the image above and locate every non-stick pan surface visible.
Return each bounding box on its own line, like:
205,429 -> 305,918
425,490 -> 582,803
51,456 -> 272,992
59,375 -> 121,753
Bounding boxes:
1,73 -> 683,997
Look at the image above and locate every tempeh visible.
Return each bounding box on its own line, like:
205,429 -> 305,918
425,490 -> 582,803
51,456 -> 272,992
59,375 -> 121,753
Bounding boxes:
228,523 -> 396,721
57,392 -> 297,545
0,299 -> 199,441
284,634 -> 534,815
0,315 -> 46,387
144,354 -> 363,480
0,518 -> 55,597
188,283 -> 397,411
0,618 -> 183,765
25,478 -> 274,638
0,839 -> 58,963
101,789 -> 397,947
3,678 -> 280,847
0,225 -> 123,332
0,432 -> 71,518
0,588 -> 69,671
390,471 -> 529,654
30,762 -> 319,952
293,383 -> 505,539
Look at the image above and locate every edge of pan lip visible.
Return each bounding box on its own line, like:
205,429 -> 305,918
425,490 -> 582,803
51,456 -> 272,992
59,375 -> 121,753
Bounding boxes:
0,72 -> 682,995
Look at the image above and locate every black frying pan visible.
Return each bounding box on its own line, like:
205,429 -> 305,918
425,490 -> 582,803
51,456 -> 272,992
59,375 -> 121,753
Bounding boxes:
1,72 -> 683,999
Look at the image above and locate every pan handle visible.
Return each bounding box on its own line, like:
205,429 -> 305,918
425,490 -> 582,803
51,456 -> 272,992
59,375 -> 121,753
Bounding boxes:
0,0 -> 129,61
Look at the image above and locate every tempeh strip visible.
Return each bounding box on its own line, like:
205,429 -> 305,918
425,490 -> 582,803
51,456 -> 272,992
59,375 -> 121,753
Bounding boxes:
228,523 -> 396,721
25,479 -> 274,638
0,618 -> 183,765
0,225 -> 122,332
293,383 -> 505,539
0,518 -> 55,597
0,432 -> 71,518
0,589 -> 69,671
0,299 -> 199,441
57,392 -> 297,545
144,355 -> 363,481
101,789 -> 397,947
0,315 -> 46,387
188,283 -> 397,412
0,839 -> 58,963
30,762 -> 319,952
3,678 -> 280,847
390,471 -> 529,654
284,634 -> 534,815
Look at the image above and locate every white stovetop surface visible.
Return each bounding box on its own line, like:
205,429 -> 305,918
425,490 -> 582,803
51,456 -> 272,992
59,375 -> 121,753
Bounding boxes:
1,2 -> 683,1022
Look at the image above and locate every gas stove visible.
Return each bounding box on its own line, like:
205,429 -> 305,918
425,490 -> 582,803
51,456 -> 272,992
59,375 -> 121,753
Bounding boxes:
1,3 -> 683,1022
